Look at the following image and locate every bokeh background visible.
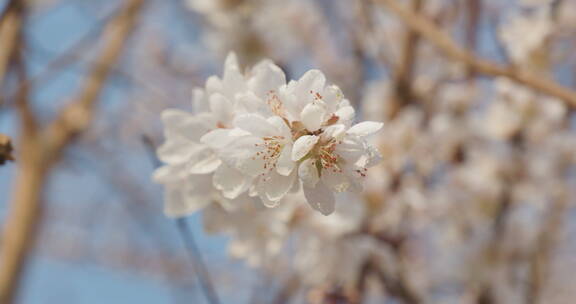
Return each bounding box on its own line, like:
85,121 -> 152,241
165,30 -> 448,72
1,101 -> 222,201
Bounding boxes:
2,0 -> 576,303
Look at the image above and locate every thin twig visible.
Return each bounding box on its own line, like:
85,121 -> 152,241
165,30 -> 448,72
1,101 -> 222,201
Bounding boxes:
376,0 -> 576,107
176,219 -> 221,304
141,135 -> 221,304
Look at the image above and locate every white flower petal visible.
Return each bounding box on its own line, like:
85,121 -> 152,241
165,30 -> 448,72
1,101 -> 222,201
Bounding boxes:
213,164 -> 250,199
161,109 -> 213,141
297,70 -> 326,95
216,136 -> 266,177
335,136 -> 367,164
298,158 -> 319,187
347,121 -> 384,137
153,165 -> 183,183
291,135 -> 319,161
322,168 -> 351,192
259,194 -> 281,208
267,116 -> 292,139
289,179 -> 301,193
209,93 -> 233,124
292,70 -> 326,113
249,60 -> 286,98
163,178 -> 212,217
366,144 -> 383,167
191,88 -> 208,112
248,184 -> 258,197
187,146 -> 222,174
205,75 -> 222,95
225,52 -> 239,70
335,105 -> 355,127
303,182 -> 335,215
222,53 -> 246,96
233,114 -> 276,137
321,124 -> 346,141
301,102 -> 326,131
200,129 -> 244,150
157,136 -> 201,164
279,83 -> 301,122
235,92 -> 269,116
322,85 -> 343,113
276,144 -> 295,176
263,170 -> 296,202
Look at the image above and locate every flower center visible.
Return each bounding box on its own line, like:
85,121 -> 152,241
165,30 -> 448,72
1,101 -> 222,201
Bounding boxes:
253,136 -> 285,175
266,92 -> 285,117
315,138 -> 343,174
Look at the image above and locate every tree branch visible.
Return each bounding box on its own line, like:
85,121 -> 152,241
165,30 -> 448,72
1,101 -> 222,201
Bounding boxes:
0,1 -> 23,103
376,0 -> 576,107
388,0 -> 423,118
176,219 -> 221,304
0,1 -> 144,302
0,134 -> 14,165
44,0 -> 144,163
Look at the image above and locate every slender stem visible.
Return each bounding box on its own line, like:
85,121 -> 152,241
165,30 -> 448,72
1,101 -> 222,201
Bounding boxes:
141,135 -> 221,304
175,218 -> 221,304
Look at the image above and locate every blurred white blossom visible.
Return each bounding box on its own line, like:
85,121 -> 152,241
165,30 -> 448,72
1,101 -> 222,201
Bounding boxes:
499,7 -> 552,65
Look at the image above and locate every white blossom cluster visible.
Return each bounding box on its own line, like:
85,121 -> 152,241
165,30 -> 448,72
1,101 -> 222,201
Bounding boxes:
154,53 -> 382,217
147,0 -> 576,300
202,191 -> 375,287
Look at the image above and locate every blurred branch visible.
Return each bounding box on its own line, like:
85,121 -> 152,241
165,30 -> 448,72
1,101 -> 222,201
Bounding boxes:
475,188 -> 513,304
0,1 -> 23,107
7,10 -> 115,107
44,0 -> 144,163
364,226 -> 422,304
39,227 -> 192,283
272,275 -> 300,304
388,0 -> 422,118
0,0 -> 144,303
176,219 -> 221,304
142,136 -> 221,304
0,134 -> 14,165
464,0 -> 482,79
370,255 -> 421,304
527,194 -> 568,304
376,0 -> 576,107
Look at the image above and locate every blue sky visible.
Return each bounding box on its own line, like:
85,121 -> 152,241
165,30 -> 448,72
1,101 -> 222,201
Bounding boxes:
0,2 -> 249,303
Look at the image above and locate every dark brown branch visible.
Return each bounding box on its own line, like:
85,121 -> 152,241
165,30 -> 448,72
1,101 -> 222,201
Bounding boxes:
0,134 -> 14,165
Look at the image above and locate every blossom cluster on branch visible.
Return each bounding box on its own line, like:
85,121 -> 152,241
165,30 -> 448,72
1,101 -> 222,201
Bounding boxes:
154,53 -> 382,216
146,0 -> 576,301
